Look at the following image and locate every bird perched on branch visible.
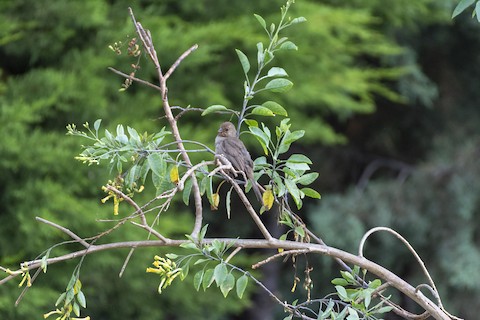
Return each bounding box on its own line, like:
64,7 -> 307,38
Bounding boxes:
215,121 -> 263,204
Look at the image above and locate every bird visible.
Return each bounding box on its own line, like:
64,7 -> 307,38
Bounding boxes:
215,121 -> 263,204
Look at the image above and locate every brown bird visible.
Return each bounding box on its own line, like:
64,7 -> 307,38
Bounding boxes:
215,122 -> 263,204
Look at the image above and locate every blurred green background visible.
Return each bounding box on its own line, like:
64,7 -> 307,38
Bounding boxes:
1,0 -> 479,319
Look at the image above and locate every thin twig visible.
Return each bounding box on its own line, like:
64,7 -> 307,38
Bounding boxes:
119,247 -> 136,278
178,160 -> 214,191
108,67 -> 162,91
252,249 -> 311,269
164,44 -> 198,80
224,247 -> 242,263
106,185 -> 167,242
36,217 -> 91,248
359,227 -> 442,304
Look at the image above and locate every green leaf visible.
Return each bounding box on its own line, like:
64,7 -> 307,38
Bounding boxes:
76,290 -> 86,308
273,171 -> 286,197
249,126 -> 270,155
294,226 -> 305,238
211,239 -> 225,255
251,106 -> 275,116
73,302 -> 80,317
116,124 -> 125,136
193,270 -> 203,291
236,275 -> 248,298
261,123 -> 271,141
182,177 -> 193,205
364,289 -> 371,308
194,258 -> 210,265
126,164 -> 138,188
235,49 -> 250,75
476,1 -> 480,22
253,156 -> 268,166
66,275 -> 77,291
65,288 -> 75,306
301,188 -> 321,199
287,154 -> 312,164
376,306 -> 394,313
220,273 -> 235,297
283,130 -> 305,144
320,300 -> 335,320
369,279 -> 382,289
147,153 -> 165,178
341,270 -> 355,283
264,78 -> 293,92
41,254 -> 48,273
347,307 -> 359,320
206,175 -> 214,207
199,224 -> 208,241
181,263 -> 189,280
285,178 -> 302,209
127,126 -> 140,145
279,118 -> 291,132
180,242 -> 198,250
244,119 -> 258,127
165,253 -> 178,259
267,67 -> 288,78
93,119 -> 102,132
335,285 -> 348,301
55,292 -> 66,306
262,101 -> 288,116
200,175 -> 208,195
256,42 -> 264,65
279,41 -> 298,50
331,278 -> 349,286
452,0 -> 476,18
297,172 -> 318,185
337,307 -> 348,320
214,263 -> 228,286
264,49 -> 274,65
254,14 -> 267,32
290,17 -> 307,25
202,268 -> 215,290
138,161 -> 150,184
285,162 -> 310,171
202,104 -> 228,116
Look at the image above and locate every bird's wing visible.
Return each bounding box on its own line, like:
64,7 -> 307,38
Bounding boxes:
220,138 -> 251,172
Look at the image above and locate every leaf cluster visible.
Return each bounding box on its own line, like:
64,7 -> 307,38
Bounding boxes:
152,226 -> 251,299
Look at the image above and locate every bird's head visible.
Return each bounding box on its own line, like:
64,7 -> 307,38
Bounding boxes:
217,122 -> 237,138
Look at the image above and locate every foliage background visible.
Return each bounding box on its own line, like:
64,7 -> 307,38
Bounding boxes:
0,0 -> 478,319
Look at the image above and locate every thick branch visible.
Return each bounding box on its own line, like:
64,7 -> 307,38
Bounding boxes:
5,237 -> 451,320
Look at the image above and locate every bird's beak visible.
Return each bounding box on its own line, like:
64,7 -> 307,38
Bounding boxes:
217,127 -> 223,133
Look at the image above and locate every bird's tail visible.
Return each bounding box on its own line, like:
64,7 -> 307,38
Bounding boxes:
250,179 -> 264,206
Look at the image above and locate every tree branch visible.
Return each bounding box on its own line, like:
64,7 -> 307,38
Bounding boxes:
107,67 -> 162,91
3,236 -> 452,319
105,185 -> 167,242
128,8 -> 204,238
36,217 -> 91,248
